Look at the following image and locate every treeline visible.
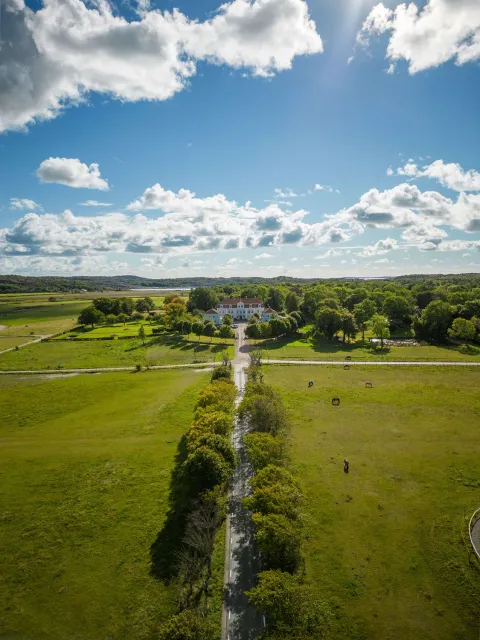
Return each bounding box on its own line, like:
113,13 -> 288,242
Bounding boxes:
188,276 -> 480,347
239,362 -> 332,639
3,273 -> 480,294
155,296 -> 235,340
77,296 -> 155,328
154,366 -> 237,639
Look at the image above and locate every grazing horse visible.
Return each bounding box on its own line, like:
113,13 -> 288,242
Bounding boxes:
308,380 -> 314,388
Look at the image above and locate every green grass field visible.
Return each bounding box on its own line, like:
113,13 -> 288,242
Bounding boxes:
0,336 -> 232,370
258,334 -> 480,361
0,336 -> 35,351
264,365 -> 480,639
0,369 -> 220,640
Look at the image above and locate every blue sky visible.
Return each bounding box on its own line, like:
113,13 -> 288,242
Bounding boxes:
1,0 -> 479,277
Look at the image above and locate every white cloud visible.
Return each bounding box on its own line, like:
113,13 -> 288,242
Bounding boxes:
255,252 -> 273,259
9,198 -> 41,211
0,0 -> 323,133
274,188 -> 300,198
359,237 -> 398,257
79,200 -> 113,207
357,0 -> 480,74
36,158 -> 109,190
391,159 -> 480,192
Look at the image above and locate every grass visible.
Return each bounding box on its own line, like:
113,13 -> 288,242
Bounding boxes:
57,324 -> 234,345
258,334 -> 480,362
0,369 -> 218,640
0,336 -> 233,370
264,365 -> 480,639
0,336 -> 35,351
0,300 -> 89,336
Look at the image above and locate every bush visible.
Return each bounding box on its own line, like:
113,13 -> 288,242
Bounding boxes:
252,512 -> 303,573
157,610 -> 218,640
246,570 -> 332,639
183,446 -> 233,492
193,408 -> 234,436
211,364 -> 232,381
243,432 -> 287,471
238,389 -> 288,437
244,465 -> 303,519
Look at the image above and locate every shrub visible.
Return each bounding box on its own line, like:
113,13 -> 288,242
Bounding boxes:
211,364 -> 232,381
193,408 -> 233,437
252,512 -> 303,573
243,432 -> 287,471
183,446 -> 233,492
157,610 -> 218,640
246,570 -> 332,639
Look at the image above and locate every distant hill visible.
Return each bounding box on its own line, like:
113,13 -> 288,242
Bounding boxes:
1,273 -> 479,294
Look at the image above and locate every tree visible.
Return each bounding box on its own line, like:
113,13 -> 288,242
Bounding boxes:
106,314 -> 117,326
222,313 -> 233,326
218,324 -> 234,339
189,287 -> 218,312
244,432 -> 287,471
266,287 -> 285,312
252,512 -> 303,573
382,294 -> 413,325
202,321 -> 216,341
211,364 -> 232,381
285,291 -> 300,313
416,300 -> 452,343
270,317 -> 289,338
238,389 -> 289,437
315,307 -> 342,340
138,324 -> 146,344
181,319 -> 193,336
183,446 -> 232,492
245,323 -> 261,340
340,311 -> 357,343
118,312 -> 128,325
78,305 -> 105,328
246,570 -> 332,638
157,611 -> 218,640
192,321 -> 204,341
244,465 -> 302,519
136,297 -> 154,312
370,314 -> 390,348
353,299 -> 376,341
448,317 -> 476,345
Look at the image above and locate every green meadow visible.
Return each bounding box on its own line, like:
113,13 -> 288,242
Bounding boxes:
264,365 -> 480,639
0,369 -> 223,640
258,333 -> 480,362
0,336 -> 232,370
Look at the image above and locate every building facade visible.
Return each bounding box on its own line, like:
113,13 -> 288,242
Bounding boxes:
203,298 -> 275,325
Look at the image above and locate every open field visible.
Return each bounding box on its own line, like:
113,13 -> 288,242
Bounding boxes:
57,323 -> 234,345
0,369 -> 220,640
258,334 -> 480,362
0,292 -> 174,338
264,365 -> 480,639
0,336 -> 232,370
0,336 -> 35,351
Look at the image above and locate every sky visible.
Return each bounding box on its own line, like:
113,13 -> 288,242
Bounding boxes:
1,0 -> 480,279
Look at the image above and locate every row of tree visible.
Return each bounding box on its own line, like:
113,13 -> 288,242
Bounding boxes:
157,370 -> 237,639
77,297 -> 155,328
188,278 -> 480,346
239,363 -> 331,639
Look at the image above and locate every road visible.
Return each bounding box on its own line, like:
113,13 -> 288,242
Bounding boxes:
266,359 -> 480,366
221,324 -> 264,640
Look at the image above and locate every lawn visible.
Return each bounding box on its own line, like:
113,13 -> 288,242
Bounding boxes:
264,365 -> 480,639
258,334 -> 480,362
0,369 -> 217,640
0,336 -> 233,370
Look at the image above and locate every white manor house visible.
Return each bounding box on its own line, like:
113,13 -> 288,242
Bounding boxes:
203,298 -> 275,325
